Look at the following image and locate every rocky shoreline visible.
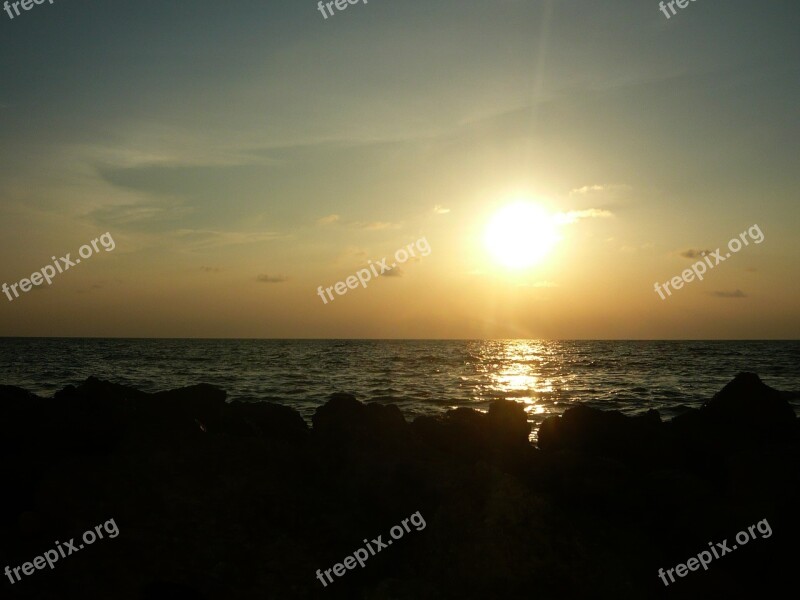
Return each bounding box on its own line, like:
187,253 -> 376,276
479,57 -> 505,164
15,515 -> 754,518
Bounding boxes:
1,373 -> 797,599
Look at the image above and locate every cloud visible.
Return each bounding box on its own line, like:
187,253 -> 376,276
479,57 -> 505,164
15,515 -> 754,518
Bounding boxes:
571,185 -> 605,194
91,132 -> 284,170
518,280 -> 558,288
351,221 -> 401,231
382,266 -> 404,277
710,289 -> 747,299
620,242 -> 655,253
680,249 -> 712,259
553,208 -> 613,224
324,217 -> 401,230
256,274 -> 289,283
316,214 -> 340,225
91,201 -> 193,227
200,266 -> 220,273
335,246 -> 369,266
433,205 -> 450,214
173,229 -> 286,251
569,184 -> 631,196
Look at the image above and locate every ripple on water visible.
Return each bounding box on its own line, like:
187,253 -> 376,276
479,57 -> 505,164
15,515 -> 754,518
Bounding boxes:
0,339 -> 797,430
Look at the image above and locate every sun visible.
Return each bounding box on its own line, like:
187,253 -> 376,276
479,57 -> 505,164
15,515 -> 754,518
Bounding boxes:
484,202 -> 560,269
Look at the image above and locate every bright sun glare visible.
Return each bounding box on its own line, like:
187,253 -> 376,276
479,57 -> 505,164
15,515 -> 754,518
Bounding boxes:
484,202 -> 560,269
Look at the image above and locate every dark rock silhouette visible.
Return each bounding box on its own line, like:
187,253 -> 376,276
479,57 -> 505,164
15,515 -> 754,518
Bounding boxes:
141,581 -> 207,600
700,371 -> 796,435
313,392 -> 408,448
0,373 -> 797,599
665,373 -> 798,473
223,399 -> 309,442
538,405 -> 665,468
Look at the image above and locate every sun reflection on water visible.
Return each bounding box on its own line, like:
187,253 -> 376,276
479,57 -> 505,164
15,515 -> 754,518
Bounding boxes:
468,340 -> 576,441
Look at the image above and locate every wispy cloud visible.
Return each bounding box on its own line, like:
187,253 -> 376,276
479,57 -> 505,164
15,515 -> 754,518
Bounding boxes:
316,214 -> 340,225
89,133 -> 284,170
173,229 -> 286,251
553,208 -> 613,224
680,249 -> 712,259
569,184 -> 631,196
200,266 -> 220,273
334,246 -> 369,267
317,215 -> 401,230
383,267 -> 404,277
433,205 -> 450,214
620,242 -> 655,253
710,289 -> 747,299
91,202 -> 192,226
350,221 -> 401,231
256,274 -> 289,283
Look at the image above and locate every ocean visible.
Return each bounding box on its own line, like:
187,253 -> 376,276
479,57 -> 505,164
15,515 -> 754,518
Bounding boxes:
1,339 -> 798,439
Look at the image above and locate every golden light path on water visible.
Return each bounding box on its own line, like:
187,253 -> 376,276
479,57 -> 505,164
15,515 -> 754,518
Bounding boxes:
456,340 -> 579,442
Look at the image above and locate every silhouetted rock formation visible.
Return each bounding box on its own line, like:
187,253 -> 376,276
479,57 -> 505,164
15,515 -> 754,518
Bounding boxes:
538,405 -> 665,467
699,371 -> 796,436
0,373 -> 797,599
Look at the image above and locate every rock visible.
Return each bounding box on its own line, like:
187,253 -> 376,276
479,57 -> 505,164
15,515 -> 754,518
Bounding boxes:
670,373 -> 797,457
61,376 -> 147,402
701,372 -> 796,432
485,400 -> 531,448
537,405 -> 664,468
222,400 -> 308,442
0,384 -> 40,402
411,400 -> 531,465
312,393 -> 408,448
0,373 -> 797,598
140,581 -> 206,599
152,383 -> 227,434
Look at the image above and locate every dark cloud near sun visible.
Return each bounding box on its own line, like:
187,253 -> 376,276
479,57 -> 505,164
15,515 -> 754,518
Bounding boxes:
680,249 -> 713,259
257,274 -> 289,284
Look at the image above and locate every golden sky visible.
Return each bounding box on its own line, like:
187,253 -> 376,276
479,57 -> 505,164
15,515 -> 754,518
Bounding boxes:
1,0 -> 798,338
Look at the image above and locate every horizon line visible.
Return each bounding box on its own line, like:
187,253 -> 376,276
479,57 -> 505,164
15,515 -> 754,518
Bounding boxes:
1,337 -> 798,342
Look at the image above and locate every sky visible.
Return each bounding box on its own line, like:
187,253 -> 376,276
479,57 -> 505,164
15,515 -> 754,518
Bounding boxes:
0,0 -> 798,339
